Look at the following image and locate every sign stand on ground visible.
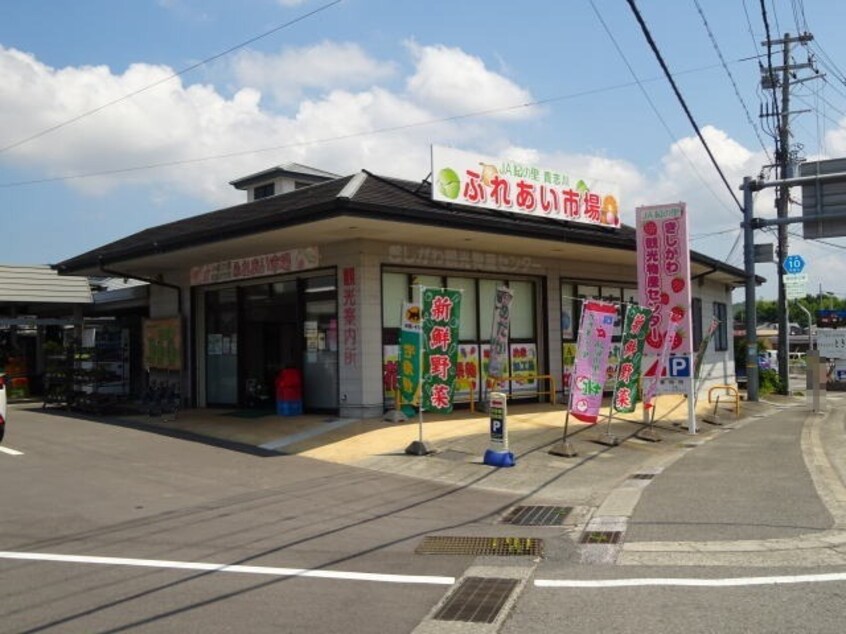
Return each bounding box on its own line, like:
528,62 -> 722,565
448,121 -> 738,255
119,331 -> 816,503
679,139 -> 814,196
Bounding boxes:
482,392 -> 514,467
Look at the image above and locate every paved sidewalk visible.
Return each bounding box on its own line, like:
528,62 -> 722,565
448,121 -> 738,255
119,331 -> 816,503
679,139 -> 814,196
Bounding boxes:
99,393 -> 778,508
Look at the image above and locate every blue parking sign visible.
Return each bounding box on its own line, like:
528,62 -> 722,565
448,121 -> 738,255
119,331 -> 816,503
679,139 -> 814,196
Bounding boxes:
667,355 -> 691,378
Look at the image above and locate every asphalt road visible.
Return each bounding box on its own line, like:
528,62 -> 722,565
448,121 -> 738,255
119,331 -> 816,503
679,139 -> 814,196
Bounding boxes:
0,404 -> 515,633
3,402 -> 846,633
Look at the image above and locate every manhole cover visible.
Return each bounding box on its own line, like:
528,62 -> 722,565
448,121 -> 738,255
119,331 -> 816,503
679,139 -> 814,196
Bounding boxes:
629,473 -> 655,480
579,531 -> 624,544
416,536 -> 543,556
501,505 -> 572,526
433,577 -> 519,623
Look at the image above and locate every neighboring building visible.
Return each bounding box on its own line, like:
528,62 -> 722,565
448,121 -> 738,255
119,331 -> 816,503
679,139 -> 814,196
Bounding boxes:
0,264 -> 93,395
229,162 -> 340,202
55,163 -> 747,419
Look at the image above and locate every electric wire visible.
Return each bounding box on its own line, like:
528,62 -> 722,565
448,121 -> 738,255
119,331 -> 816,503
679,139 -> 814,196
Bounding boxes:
0,58 -> 760,190
589,0 -> 738,220
742,0 -> 762,55
692,0 -> 772,162
0,0 -> 343,156
625,0 -> 744,214
691,226 -> 741,240
760,0 -> 782,150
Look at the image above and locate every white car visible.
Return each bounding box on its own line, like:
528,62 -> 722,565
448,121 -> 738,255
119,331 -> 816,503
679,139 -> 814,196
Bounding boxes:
0,373 -> 6,443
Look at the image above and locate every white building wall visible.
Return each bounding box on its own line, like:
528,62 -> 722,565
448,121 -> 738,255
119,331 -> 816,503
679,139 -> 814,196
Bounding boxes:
154,235 -> 738,417
693,278 -> 737,397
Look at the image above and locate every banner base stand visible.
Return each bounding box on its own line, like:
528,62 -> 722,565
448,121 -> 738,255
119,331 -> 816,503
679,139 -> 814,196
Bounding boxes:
383,409 -> 407,423
702,413 -> 723,426
594,431 -> 620,447
405,440 -> 433,456
549,440 -> 578,457
636,428 -> 662,443
483,449 -> 515,467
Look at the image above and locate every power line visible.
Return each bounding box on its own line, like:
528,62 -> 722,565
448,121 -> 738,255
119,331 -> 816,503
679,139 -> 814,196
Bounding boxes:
742,0 -> 762,55
625,0 -> 744,214
692,0 -> 772,162
588,0 -> 739,221
0,0 -> 343,156
691,226 -> 740,240
0,59 -> 760,190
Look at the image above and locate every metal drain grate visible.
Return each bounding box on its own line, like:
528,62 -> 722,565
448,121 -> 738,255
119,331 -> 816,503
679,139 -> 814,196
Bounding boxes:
416,536 -> 543,556
433,577 -> 519,623
579,531 -> 624,544
501,505 -> 572,526
629,473 -> 656,480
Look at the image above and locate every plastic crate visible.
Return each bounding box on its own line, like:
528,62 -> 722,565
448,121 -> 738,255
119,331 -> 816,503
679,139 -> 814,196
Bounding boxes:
276,399 -> 303,416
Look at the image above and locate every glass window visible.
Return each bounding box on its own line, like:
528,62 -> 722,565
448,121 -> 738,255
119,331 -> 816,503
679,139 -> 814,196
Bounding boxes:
577,285 -> 599,300
692,297 -> 703,350
561,282 -> 575,340
714,302 -> 728,351
205,287 -> 238,405
253,183 -> 275,199
411,275 -> 443,304
509,280 -> 535,339
479,279 -> 506,340
447,277 -> 478,340
382,272 -> 408,328
602,287 -> 622,304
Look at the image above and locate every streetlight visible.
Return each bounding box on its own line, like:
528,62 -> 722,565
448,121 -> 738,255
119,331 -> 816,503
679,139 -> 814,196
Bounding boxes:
818,284 -> 836,310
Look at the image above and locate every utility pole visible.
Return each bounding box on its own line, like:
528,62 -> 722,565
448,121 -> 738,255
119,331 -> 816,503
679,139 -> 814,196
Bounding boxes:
761,31 -> 815,394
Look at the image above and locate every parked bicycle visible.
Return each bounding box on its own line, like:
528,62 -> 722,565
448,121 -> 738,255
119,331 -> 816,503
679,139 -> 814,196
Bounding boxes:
141,380 -> 180,421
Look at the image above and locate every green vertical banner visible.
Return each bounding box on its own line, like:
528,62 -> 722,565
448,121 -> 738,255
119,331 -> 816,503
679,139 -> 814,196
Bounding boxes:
422,288 -> 462,413
612,304 -> 653,413
399,302 -> 421,417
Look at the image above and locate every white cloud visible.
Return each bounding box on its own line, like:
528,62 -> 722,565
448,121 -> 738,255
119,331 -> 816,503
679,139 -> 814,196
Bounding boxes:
2,41 -> 844,298
405,42 -> 536,120
231,41 -> 396,106
276,0 -> 308,6
0,44 -> 479,205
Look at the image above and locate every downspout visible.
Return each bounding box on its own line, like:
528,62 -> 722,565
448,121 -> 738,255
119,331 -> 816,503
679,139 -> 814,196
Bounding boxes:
98,258 -> 183,314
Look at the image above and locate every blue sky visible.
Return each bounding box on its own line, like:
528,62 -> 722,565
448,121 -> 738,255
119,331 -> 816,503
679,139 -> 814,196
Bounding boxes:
2,0 -> 846,301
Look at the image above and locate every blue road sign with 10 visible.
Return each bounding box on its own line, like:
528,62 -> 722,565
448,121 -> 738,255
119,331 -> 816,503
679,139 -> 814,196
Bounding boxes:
783,254 -> 806,274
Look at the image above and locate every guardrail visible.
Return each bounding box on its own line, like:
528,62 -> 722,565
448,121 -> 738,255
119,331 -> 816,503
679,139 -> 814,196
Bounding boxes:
707,385 -> 740,418
488,374 -> 558,405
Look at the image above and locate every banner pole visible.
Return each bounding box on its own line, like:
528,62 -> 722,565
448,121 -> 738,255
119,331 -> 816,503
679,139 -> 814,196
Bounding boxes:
597,303 -> 626,447
550,300 -> 585,457
406,285 -> 431,456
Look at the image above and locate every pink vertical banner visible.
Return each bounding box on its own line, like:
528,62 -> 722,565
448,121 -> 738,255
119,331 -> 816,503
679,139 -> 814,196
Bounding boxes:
569,301 -> 618,423
642,314 -> 681,409
636,203 -> 692,357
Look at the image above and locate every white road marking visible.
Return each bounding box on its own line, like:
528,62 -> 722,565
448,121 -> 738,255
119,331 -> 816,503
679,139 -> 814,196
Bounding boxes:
0,446 -> 23,456
0,551 -> 455,586
536,572 -> 846,588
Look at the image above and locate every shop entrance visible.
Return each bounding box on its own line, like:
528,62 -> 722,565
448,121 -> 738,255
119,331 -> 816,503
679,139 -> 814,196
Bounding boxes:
202,273 -> 338,412
241,281 -> 300,410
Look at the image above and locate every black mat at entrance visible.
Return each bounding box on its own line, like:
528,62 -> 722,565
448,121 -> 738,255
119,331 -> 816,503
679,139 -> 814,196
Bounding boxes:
221,410 -> 276,419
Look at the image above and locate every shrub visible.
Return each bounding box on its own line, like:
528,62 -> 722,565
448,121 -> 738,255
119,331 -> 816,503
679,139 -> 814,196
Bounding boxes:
758,369 -> 783,395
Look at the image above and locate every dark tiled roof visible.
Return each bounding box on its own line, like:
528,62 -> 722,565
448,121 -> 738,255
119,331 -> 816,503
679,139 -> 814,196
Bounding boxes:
55,171 -> 745,282
56,176 -> 355,272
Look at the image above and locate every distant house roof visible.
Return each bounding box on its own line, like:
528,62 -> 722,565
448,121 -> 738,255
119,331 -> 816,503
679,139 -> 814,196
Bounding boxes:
229,162 -> 340,190
0,264 -> 92,304
54,170 -> 757,287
